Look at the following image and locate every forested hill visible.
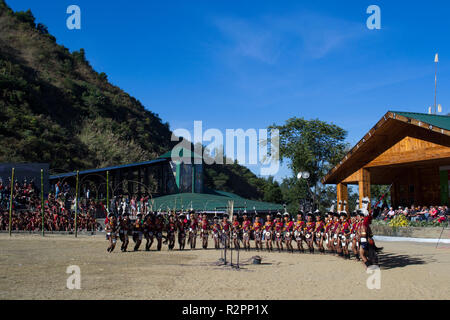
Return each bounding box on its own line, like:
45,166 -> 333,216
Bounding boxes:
0,0 -> 173,171
0,1 -> 280,202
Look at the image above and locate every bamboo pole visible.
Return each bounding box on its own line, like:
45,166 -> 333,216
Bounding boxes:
75,171 -> 79,238
106,170 -> 109,212
41,169 -> 44,236
8,168 -> 14,236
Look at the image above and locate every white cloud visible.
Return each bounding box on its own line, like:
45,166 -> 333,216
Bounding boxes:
212,11 -> 365,63
213,17 -> 281,64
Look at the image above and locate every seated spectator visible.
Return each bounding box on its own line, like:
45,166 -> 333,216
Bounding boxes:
403,207 -> 410,218
419,206 -> 429,221
387,207 -> 395,220
429,206 -> 438,220
409,205 -> 419,222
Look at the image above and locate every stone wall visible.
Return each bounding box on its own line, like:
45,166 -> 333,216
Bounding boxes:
372,225 -> 450,239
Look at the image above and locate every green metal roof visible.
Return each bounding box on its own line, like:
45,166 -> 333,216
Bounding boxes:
50,158 -> 167,180
151,191 -> 283,213
158,147 -> 203,160
390,111 -> 450,130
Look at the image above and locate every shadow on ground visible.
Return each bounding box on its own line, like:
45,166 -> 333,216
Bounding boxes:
378,251 -> 434,270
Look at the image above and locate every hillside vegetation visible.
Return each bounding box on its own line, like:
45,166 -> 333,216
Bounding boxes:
0,1 -> 281,202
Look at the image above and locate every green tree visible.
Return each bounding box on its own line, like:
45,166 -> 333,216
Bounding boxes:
36,23 -> 48,34
279,177 -> 309,213
371,185 -> 391,207
98,72 -> 108,81
14,9 -> 35,28
270,118 -> 349,209
263,176 -> 283,204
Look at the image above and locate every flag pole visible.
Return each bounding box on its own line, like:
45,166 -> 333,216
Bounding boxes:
41,169 -> 44,237
434,53 -> 438,114
8,168 -> 14,237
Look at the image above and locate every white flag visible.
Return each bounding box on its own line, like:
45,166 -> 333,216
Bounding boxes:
438,104 -> 442,113
435,53 -> 439,63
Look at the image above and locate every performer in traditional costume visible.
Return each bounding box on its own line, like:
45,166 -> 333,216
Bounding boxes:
166,214 -> 177,250
144,214 -> 155,251
304,212 -> 316,253
241,214 -> 252,251
212,216 -> 221,249
313,211 -> 325,254
177,213 -> 188,250
351,211 -> 361,260
263,214 -> 274,252
358,211 -> 371,268
274,214 -> 284,252
252,215 -> 263,251
358,197 -> 382,268
118,213 -> 131,252
188,211 -> 199,249
132,213 -> 144,251
334,213 -> 346,257
154,214 -> 164,251
339,212 -> 351,259
221,215 -> 231,248
294,212 -> 306,253
324,212 -> 334,253
231,215 -> 241,249
330,212 -> 341,255
105,213 -> 118,253
283,213 -> 294,253
200,214 -> 210,249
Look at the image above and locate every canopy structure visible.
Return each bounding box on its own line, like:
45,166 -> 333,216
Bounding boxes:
322,111 -> 450,210
49,147 -> 283,213
151,190 -> 283,214
50,158 -> 173,198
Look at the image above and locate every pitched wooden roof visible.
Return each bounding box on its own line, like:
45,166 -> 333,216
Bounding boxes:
322,111 -> 450,184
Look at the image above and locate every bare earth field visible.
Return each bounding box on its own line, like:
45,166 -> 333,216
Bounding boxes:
1,233 -> 449,300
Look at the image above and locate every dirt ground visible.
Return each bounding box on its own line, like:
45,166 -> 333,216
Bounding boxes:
1,233 -> 449,300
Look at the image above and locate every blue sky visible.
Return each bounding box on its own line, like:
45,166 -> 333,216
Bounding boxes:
7,0 -> 450,182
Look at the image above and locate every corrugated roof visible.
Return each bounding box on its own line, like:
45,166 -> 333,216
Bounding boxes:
158,147 -> 202,160
50,158 -> 168,180
151,192 -> 283,212
390,111 -> 450,130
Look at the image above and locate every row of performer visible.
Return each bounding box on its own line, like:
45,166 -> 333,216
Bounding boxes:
105,210 -> 381,267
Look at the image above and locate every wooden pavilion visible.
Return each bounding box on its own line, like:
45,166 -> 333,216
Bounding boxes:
322,111 -> 450,210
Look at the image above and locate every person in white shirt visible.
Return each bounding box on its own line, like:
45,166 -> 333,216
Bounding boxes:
387,207 -> 395,219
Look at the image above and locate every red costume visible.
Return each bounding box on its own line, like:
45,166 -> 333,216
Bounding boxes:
284,221 -> 294,232
264,221 -> 274,231
242,220 -> 251,231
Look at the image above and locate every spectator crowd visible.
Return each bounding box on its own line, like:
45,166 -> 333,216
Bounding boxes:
0,178 -> 101,233
2,177 -> 450,233
377,205 -> 450,224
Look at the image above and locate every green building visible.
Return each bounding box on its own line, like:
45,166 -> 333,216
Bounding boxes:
50,146 -> 283,214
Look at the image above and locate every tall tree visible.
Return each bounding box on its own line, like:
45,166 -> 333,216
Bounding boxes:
280,176 -> 309,213
270,118 -> 349,209
263,176 -> 283,204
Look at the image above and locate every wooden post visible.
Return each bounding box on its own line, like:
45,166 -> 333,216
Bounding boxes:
336,183 -> 348,212
358,168 -> 371,210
